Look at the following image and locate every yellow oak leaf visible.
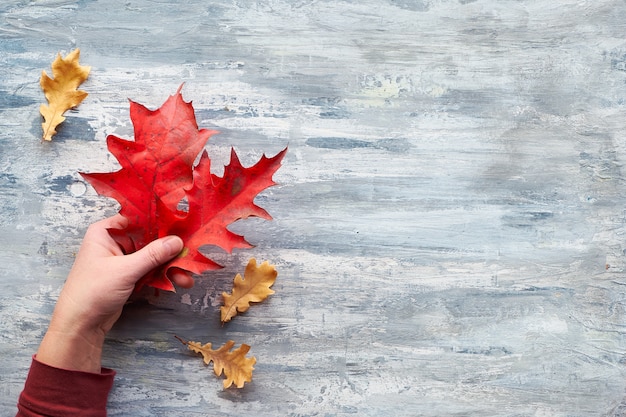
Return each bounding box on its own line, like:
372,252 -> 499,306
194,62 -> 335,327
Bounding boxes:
187,339 -> 256,389
221,258 -> 277,323
40,49 -> 91,141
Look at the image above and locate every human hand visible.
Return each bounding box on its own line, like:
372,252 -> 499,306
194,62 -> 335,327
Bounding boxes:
36,214 -> 193,373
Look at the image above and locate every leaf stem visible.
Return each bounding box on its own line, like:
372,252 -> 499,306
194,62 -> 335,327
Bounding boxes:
174,335 -> 188,345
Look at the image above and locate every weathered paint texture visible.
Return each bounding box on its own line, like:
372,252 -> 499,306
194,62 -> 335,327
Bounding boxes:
2,0 -> 626,416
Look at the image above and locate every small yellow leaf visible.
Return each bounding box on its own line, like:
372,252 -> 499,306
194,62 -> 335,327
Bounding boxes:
187,340 -> 256,389
40,49 -> 91,141
221,258 -> 277,323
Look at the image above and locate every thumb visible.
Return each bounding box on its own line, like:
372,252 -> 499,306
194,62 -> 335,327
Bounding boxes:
124,236 -> 184,279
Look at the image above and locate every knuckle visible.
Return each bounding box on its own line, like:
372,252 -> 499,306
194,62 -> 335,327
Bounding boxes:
146,244 -> 162,267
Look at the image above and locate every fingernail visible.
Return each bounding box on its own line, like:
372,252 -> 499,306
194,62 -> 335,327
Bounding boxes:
163,236 -> 183,256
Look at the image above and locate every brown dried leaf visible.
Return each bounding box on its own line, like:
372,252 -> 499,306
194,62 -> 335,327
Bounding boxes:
221,258 -> 277,323
40,49 -> 91,141
187,340 -> 256,388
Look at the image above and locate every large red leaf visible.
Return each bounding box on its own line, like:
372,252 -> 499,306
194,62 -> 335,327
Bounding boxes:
81,87 -> 286,291
168,148 -> 287,276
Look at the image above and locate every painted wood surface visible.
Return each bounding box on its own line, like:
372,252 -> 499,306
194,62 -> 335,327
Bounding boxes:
1,1 -> 626,415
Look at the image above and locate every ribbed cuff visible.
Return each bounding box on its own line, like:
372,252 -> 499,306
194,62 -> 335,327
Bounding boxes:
17,355 -> 115,417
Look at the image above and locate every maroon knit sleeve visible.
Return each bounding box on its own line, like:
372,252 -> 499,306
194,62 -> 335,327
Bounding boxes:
16,356 -> 116,417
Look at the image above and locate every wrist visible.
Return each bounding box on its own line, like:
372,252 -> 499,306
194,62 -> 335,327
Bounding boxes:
36,312 -> 107,374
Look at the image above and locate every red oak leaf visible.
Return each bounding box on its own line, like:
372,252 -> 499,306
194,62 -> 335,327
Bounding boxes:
165,148 -> 286,278
81,86 -> 286,291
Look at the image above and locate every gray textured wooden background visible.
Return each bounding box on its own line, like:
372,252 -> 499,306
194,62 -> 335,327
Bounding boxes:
2,0 -> 626,416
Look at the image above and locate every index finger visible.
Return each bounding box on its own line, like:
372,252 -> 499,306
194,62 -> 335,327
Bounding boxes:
97,214 -> 129,230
